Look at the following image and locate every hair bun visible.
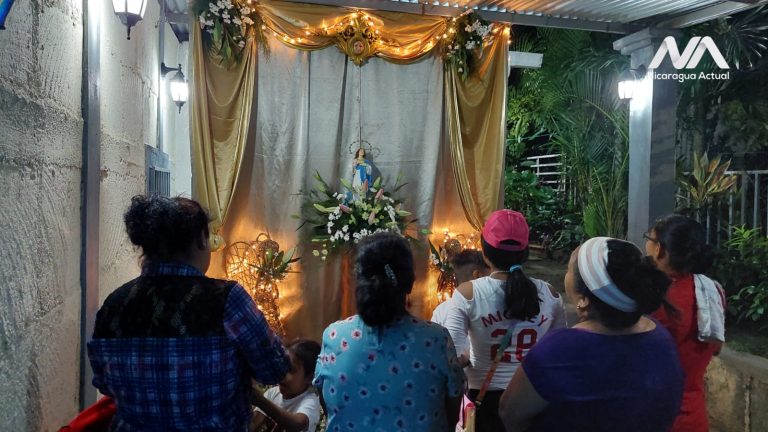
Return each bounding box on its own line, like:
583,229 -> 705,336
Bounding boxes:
606,241 -> 671,315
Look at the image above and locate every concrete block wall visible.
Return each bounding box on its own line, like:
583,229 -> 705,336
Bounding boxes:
0,1 -> 191,430
0,0 -> 84,430
97,0 -> 161,302
707,348 -> 768,432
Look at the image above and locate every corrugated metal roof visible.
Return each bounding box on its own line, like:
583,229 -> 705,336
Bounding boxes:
462,0 -> 722,22
161,0 -> 766,36
163,0 -> 189,42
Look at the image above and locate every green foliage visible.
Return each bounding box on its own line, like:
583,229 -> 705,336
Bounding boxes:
712,226 -> 768,327
677,5 -> 768,157
504,170 -> 555,221
506,28 -> 629,246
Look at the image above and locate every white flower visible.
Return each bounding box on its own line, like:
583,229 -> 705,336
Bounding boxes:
243,16 -> 254,25
321,256 -> 327,261
224,18 -> 231,24
465,25 -> 471,32
312,250 -> 320,257
344,234 -> 350,241
199,15 -> 206,24
233,17 -> 241,25
342,225 -> 349,233
458,67 -> 463,73
205,20 -> 213,27
322,249 -> 328,256
238,41 -> 246,48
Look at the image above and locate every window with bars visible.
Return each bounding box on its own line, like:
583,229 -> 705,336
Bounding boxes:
145,145 -> 171,197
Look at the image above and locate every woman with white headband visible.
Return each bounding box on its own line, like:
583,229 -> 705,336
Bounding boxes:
498,237 -> 684,432
443,210 -> 566,431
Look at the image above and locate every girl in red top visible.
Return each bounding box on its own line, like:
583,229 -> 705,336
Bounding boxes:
646,215 -> 724,432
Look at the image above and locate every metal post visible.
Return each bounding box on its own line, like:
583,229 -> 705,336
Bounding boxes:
741,174 -> 748,226
728,191 -> 734,241
80,0 -> 101,410
754,173 -> 760,229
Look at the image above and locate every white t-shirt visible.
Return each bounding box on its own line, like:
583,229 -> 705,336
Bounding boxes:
431,300 -> 470,355
443,276 -> 567,390
255,387 -> 321,432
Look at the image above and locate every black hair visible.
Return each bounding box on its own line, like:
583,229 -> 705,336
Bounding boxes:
481,237 -> 540,321
575,239 -> 672,329
354,232 -> 415,327
124,195 -> 210,263
450,249 -> 489,270
286,339 -> 321,377
652,214 -> 715,274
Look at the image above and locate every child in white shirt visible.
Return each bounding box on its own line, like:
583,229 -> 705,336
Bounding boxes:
432,250 -> 490,359
251,339 -> 322,432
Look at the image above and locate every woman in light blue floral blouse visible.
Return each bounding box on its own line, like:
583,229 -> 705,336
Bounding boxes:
314,233 -> 465,432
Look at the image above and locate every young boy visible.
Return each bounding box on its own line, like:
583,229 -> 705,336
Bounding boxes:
431,250 -> 490,365
251,339 -> 322,432
431,250 -> 490,326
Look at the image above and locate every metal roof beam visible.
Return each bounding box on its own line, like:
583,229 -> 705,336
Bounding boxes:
655,0 -> 767,28
278,0 -> 639,34
165,11 -> 188,24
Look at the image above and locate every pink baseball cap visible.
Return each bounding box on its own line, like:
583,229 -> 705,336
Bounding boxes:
481,210 -> 529,252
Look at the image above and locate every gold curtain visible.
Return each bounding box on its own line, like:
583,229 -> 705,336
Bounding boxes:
190,26 -> 257,250
191,1 -> 508,247
445,27 -> 510,230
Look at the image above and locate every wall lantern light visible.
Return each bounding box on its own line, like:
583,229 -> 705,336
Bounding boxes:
618,66 -> 647,100
161,63 -> 188,113
112,0 -> 148,40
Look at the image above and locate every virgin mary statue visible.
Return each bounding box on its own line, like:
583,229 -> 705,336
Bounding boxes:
351,148 -> 373,199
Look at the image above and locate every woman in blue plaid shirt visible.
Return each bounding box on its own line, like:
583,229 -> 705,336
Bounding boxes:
88,195 -> 291,431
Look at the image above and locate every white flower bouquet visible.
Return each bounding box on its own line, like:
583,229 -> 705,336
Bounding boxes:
443,12 -> 493,80
194,0 -> 268,66
300,171 -> 417,259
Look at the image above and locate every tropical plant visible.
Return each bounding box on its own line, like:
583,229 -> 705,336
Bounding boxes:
712,226 -> 768,327
506,28 -> 630,241
678,152 -> 738,212
677,5 -> 768,158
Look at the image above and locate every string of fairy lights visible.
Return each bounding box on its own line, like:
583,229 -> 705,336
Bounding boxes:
252,8 -> 512,54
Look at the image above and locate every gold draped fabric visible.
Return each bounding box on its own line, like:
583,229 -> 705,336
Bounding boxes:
445,28 -> 510,230
191,4 -> 509,320
190,28 -> 257,250
256,1 -> 449,63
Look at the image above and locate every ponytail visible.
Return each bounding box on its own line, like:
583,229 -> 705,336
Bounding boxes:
481,238 -> 541,321
504,269 -> 541,321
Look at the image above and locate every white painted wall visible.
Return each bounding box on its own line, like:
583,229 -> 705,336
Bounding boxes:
161,28 -> 192,197
0,0 -> 191,429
